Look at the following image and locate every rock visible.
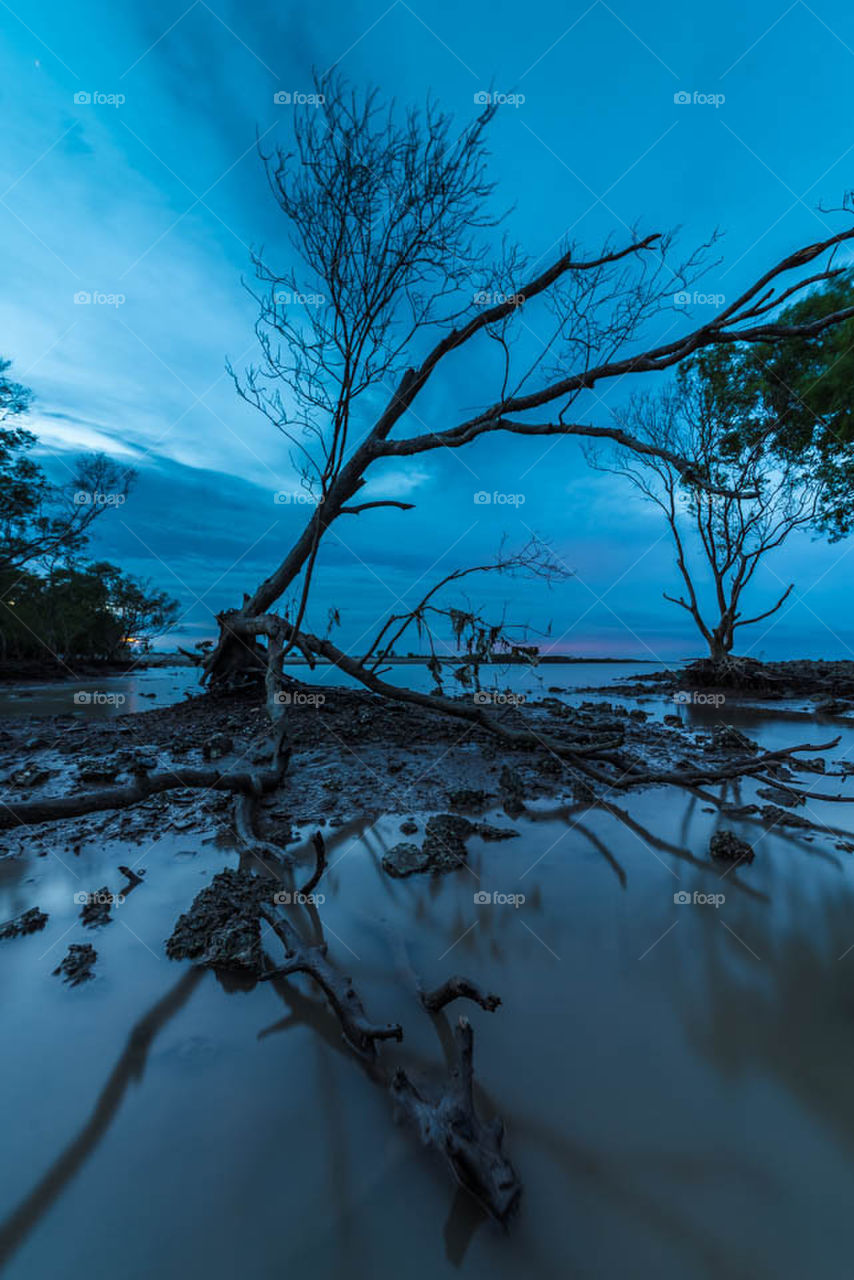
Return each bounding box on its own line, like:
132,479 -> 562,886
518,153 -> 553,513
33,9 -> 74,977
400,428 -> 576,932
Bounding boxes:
202,733 -> 234,761
382,842 -> 432,878
498,766 -> 525,818
124,752 -> 157,773
9,766 -> 53,788
422,814 -> 476,870
382,814 -> 482,878
757,786 -> 804,808
166,868 -> 273,973
77,758 -> 120,784
53,943 -> 97,985
663,714 -> 682,727
475,822 -> 519,842
80,886 -> 117,927
447,788 -> 489,810
0,906 -> 49,940
399,818 -> 418,835
709,830 -> 755,863
759,804 -> 813,829
711,726 -> 758,754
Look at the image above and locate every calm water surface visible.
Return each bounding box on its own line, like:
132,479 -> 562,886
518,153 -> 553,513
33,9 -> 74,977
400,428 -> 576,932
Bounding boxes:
0,659 -> 669,717
2,687 -> 854,1278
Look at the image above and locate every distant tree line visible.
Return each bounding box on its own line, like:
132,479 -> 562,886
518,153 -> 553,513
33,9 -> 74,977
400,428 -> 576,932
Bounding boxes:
0,359 -> 178,669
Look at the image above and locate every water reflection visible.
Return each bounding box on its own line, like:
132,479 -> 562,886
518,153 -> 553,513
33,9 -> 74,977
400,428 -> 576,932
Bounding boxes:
0,969 -> 204,1271
4,704 -> 854,1277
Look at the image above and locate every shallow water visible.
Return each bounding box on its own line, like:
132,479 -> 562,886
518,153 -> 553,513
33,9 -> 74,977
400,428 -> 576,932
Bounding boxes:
2,700 -> 854,1279
0,659 -> 668,719
0,666 -> 200,718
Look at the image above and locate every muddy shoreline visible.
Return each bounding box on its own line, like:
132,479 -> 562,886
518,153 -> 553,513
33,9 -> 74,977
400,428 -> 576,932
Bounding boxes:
0,654 -> 190,685
0,681 -> 658,854
5,660 -> 854,1275
595,656 -> 854,708
2,658 -> 851,862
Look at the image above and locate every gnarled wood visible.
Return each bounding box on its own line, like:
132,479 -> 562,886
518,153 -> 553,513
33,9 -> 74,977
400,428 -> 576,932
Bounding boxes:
391,1016 -> 521,1224
259,904 -> 403,1058
422,976 -> 502,1014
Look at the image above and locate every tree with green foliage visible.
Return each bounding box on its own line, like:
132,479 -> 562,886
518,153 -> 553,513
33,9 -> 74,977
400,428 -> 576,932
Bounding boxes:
0,357 -> 177,667
592,365 -> 823,663
688,270 -> 854,538
0,562 -> 179,664
0,357 -> 137,573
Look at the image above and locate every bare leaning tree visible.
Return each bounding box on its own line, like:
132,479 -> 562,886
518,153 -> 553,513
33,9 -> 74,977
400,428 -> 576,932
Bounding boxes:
202,76 -> 854,726
590,367 -> 823,665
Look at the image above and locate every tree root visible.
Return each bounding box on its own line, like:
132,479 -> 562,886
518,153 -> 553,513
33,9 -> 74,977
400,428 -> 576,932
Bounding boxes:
258,904 -> 403,1058
422,976 -> 502,1014
391,1016 -> 522,1224
301,831 -> 327,895
0,763 -> 285,831
252,887 -> 519,1221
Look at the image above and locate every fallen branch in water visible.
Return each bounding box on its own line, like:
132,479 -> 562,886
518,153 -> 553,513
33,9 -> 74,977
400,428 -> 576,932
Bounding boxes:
259,903 -> 403,1058
422,976 -> 502,1014
391,1016 -> 521,1224
301,831 -> 327,895
255,893 -> 519,1221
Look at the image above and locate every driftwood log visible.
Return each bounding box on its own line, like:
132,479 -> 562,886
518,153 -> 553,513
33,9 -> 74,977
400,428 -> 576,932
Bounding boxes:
422,976 -> 502,1014
391,1017 -> 521,1224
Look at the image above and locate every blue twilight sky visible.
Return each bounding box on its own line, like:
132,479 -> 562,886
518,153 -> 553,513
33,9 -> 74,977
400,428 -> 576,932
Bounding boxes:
3,0 -> 854,660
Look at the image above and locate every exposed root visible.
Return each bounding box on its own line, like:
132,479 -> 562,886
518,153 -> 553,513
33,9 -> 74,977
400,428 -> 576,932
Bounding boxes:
422,976 -> 502,1014
391,1017 -> 522,1225
259,904 -> 403,1058
0,760 -> 286,831
301,831 -> 327,895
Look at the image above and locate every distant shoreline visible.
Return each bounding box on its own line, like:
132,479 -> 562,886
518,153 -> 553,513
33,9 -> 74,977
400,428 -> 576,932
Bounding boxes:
281,655 -> 662,666
0,652 -> 665,686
